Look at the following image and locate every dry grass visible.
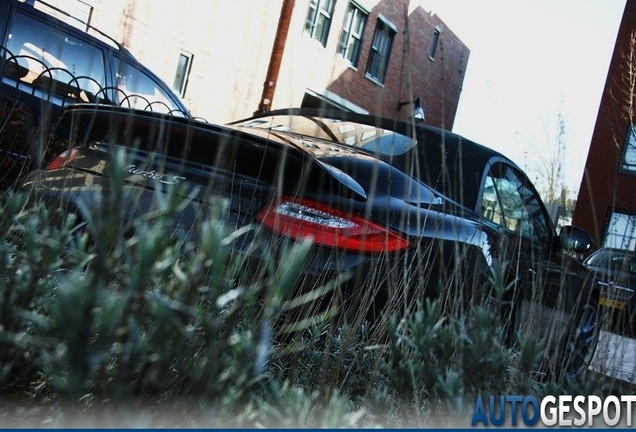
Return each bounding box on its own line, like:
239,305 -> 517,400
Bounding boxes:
0,103 -> 630,428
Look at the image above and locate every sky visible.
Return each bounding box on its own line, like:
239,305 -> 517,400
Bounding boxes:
422,0 -> 627,198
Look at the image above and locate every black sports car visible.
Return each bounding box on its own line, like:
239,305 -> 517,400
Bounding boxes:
22,104 -> 599,378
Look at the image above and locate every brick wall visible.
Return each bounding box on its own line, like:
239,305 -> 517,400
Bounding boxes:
572,0 -> 636,247
43,0 -> 468,128
274,0 -> 468,128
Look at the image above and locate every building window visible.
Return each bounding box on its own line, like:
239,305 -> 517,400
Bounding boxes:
173,51 -> 193,97
337,2 -> 367,67
428,26 -> 442,61
304,0 -> 335,47
621,124 -> 636,172
365,16 -> 396,84
604,210 -> 636,250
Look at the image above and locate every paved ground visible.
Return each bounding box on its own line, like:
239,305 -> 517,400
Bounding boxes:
590,330 -> 636,384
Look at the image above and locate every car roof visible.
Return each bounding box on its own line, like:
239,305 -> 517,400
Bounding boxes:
398,124 -> 502,211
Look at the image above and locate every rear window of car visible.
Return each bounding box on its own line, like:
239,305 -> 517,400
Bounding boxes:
238,115 -> 416,156
3,10 -> 106,101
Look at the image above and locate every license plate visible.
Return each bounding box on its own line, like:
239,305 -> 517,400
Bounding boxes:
599,297 -> 625,310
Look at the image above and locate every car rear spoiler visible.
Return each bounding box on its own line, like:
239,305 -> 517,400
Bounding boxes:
57,104 -> 368,202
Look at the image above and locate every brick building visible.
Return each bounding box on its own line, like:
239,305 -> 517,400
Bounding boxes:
37,0 -> 469,127
573,0 -> 636,250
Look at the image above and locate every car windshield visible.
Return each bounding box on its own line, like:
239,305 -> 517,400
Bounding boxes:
238,115 -> 416,156
586,249 -> 636,275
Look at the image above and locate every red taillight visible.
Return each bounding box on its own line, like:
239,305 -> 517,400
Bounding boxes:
46,147 -> 80,170
257,196 -> 411,253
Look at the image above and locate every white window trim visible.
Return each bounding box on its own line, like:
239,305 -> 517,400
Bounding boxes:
173,50 -> 193,98
604,210 -> 636,250
621,124 -> 636,173
365,16 -> 396,85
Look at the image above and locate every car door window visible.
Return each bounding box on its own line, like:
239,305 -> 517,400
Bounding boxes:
3,11 -> 105,102
113,57 -> 183,114
481,162 -> 550,243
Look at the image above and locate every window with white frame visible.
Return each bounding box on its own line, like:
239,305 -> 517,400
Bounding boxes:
173,51 -> 193,97
604,210 -> 636,250
304,0 -> 335,47
337,1 -> 367,67
365,16 -> 396,84
621,125 -> 636,172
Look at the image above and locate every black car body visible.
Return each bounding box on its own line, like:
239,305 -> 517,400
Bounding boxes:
23,104 -> 599,378
0,0 -> 190,136
584,247 -> 636,336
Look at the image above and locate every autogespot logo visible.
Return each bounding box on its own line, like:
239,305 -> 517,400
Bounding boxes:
471,395 -> 636,427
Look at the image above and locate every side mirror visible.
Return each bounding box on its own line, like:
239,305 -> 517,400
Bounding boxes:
559,225 -> 594,253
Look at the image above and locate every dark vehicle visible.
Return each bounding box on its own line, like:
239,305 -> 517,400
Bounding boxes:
0,0 -> 190,189
23,104 -> 599,379
0,0 -> 190,135
584,248 -> 636,336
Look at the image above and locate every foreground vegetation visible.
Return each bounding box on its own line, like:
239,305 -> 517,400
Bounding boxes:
0,175 -> 630,428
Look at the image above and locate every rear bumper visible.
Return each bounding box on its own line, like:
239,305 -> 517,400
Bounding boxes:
231,232 -> 394,310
